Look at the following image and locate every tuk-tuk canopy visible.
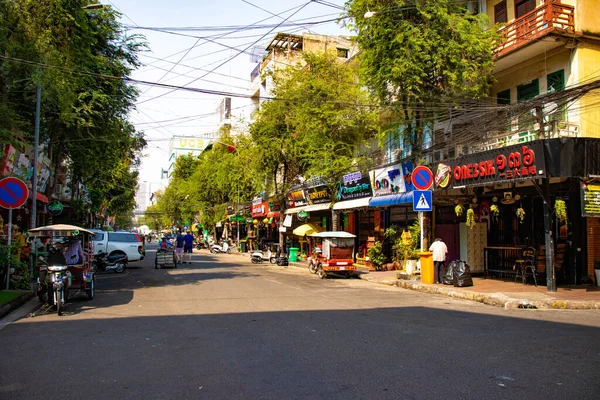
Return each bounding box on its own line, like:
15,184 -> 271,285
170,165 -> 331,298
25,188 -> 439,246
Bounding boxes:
28,224 -> 95,237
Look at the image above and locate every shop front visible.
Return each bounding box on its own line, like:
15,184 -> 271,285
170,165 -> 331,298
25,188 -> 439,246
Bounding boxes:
331,171 -> 374,261
431,138 -> 600,289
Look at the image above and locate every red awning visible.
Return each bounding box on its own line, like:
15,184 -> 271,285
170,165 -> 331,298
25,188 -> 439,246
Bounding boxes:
28,191 -> 48,203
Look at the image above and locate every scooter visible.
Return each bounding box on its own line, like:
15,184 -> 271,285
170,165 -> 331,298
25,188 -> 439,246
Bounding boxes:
210,241 -> 231,254
251,248 -> 277,264
195,239 -> 209,250
93,252 -> 128,273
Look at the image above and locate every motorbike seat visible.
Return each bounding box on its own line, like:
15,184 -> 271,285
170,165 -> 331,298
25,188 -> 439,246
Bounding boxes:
106,253 -> 127,262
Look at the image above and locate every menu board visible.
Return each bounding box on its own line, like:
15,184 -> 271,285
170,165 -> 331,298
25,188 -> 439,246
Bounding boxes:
581,183 -> 600,217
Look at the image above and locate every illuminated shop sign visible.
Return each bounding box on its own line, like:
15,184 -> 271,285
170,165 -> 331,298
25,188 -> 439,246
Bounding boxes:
336,172 -> 372,200
369,165 -> 406,197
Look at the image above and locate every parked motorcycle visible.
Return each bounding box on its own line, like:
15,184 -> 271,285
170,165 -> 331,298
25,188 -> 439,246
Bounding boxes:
93,252 -> 127,273
195,239 -> 209,250
251,248 -> 277,264
210,241 -> 231,254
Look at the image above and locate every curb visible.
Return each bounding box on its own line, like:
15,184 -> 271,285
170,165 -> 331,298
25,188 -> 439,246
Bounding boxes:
358,275 -> 600,310
0,291 -> 35,320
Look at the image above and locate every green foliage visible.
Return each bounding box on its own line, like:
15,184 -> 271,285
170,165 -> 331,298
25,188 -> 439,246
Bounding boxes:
554,199 -> 567,221
345,0 -> 500,154
367,241 -> 386,270
0,0 -> 147,222
0,243 -> 30,290
466,208 -> 475,229
250,51 -> 379,192
386,221 -> 421,264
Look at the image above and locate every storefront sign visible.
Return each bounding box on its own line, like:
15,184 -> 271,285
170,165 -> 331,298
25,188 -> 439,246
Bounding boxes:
47,201 -> 64,216
433,142 -> 546,189
288,189 -> 308,208
581,183 -> 600,217
336,172 -> 372,201
370,165 -> 406,197
251,201 -> 269,218
306,184 -> 331,205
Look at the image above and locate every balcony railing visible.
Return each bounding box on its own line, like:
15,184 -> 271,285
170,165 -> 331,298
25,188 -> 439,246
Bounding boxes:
495,2 -> 575,58
481,120 -> 579,151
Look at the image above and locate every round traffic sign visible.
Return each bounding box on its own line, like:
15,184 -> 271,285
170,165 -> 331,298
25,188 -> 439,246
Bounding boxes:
0,177 -> 29,209
411,166 -> 434,190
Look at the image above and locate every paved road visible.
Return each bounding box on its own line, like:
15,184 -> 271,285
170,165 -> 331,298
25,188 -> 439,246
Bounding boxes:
1,243 -> 599,399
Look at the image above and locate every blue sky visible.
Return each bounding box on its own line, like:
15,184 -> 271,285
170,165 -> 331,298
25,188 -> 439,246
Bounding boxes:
107,0 -> 351,189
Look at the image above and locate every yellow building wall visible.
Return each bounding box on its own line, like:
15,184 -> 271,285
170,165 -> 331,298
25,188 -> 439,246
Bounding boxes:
561,0 -> 600,34
492,48 -> 572,102
576,41 -> 600,138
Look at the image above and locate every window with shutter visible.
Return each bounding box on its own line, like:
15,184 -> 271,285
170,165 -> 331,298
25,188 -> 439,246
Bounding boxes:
494,1 -> 507,24
497,89 -> 511,105
515,0 -> 535,19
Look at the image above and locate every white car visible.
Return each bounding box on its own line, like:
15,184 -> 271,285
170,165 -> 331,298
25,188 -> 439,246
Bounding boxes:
91,229 -> 145,262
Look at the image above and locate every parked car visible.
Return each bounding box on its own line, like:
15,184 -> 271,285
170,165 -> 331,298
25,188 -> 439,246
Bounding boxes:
90,229 -> 145,262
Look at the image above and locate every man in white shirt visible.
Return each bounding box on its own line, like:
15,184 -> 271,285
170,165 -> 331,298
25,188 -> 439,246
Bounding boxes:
429,238 -> 448,284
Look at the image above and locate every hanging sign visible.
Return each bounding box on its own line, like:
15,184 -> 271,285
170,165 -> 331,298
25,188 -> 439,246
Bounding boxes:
297,211 -> 308,220
581,183 -> 600,217
288,189 -> 308,208
306,184 -> 332,205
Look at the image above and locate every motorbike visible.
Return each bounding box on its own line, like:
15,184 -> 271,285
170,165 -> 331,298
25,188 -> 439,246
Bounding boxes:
251,248 -> 277,264
195,239 -> 209,250
93,251 -> 127,273
210,241 -> 231,254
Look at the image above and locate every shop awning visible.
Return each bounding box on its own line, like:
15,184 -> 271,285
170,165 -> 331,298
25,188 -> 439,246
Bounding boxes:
369,192 -> 413,207
284,203 -> 331,214
332,197 -> 371,210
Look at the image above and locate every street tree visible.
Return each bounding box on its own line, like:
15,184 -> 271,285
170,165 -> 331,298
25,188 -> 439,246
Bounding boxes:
345,0 -> 500,154
250,51 -> 379,193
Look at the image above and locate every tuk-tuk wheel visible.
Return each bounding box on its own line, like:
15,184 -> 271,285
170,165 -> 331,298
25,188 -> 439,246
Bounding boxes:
86,280 -> 95,300
317,266 -> 327,279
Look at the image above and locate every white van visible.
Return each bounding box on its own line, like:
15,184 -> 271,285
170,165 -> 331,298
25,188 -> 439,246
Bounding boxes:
91,229 -> 145,262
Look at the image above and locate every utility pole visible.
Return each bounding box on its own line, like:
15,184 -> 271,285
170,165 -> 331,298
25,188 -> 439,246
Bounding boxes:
30,80 -> 41,229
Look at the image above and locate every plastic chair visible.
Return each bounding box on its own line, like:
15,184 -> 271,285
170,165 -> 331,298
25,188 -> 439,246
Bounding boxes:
514,247 -> 537,285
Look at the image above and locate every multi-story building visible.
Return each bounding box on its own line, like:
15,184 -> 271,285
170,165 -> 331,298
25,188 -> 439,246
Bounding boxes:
249,32 -> 358,121
166,134 -> 219,178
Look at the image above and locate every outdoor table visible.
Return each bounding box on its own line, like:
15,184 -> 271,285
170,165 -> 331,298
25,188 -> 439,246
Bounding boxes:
483,246 -> 524,279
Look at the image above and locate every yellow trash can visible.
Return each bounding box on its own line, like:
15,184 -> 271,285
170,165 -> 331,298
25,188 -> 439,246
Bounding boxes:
419,251 -> 434,284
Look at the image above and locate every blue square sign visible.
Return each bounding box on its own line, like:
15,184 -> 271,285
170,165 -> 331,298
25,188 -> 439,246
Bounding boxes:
413,190 -> 432,212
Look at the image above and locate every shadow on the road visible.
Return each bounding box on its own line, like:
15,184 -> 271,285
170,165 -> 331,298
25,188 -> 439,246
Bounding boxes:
31,289 -> 135,317
2,305 -> 599,400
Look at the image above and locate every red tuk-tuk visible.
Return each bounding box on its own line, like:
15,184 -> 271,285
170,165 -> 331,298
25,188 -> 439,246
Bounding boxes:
308,231 -> 356,279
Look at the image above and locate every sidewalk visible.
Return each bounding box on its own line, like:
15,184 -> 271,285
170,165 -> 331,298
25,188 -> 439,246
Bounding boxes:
274,254 -> 600,310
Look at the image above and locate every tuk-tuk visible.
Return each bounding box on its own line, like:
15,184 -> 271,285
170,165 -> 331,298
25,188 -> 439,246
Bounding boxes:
29,224 -> 96,315
308,231 -> 356,279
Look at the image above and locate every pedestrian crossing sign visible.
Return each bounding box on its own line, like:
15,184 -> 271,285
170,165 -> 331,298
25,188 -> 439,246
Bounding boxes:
413,190 -> 432,212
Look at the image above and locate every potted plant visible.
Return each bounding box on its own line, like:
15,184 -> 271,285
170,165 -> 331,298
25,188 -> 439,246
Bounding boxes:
367,241 -> 386,271
392,220 -> 421,274
516,207 -> 526,223
490,204 -> 500,221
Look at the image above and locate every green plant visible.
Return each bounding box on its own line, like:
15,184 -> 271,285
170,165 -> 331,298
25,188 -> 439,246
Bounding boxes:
367,241 -> 387,271
0,243 -> 31,290
490,204 -> 500,221
466,208 -> 476,229
555,199 -> 567,222
392,220 -> 421,264
455,204 -> 464,217
516,207 -> 526,223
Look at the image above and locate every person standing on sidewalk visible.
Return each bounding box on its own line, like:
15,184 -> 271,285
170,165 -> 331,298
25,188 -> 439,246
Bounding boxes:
183,230 -> 194,264
429,238 -> 448,284
175,229 -> 185,264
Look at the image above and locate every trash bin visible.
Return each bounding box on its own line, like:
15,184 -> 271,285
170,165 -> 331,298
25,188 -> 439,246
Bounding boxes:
419,251 -> 434,284
289,247 -> 300,262
240,240 -> 247,253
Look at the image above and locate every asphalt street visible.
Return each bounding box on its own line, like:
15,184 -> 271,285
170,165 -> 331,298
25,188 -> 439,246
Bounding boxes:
1,243 -> 599,400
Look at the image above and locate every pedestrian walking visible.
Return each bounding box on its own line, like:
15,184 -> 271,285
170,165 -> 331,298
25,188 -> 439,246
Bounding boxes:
429,238 -> 448,284
184,230 -> 194,264
175,229 -> 185,263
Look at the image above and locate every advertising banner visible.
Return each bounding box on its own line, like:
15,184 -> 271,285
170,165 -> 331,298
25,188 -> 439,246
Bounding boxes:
336,171 -> 372,201
581,182 -> 600,218
288,189 -> 308,208
369,164 -> 406,197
